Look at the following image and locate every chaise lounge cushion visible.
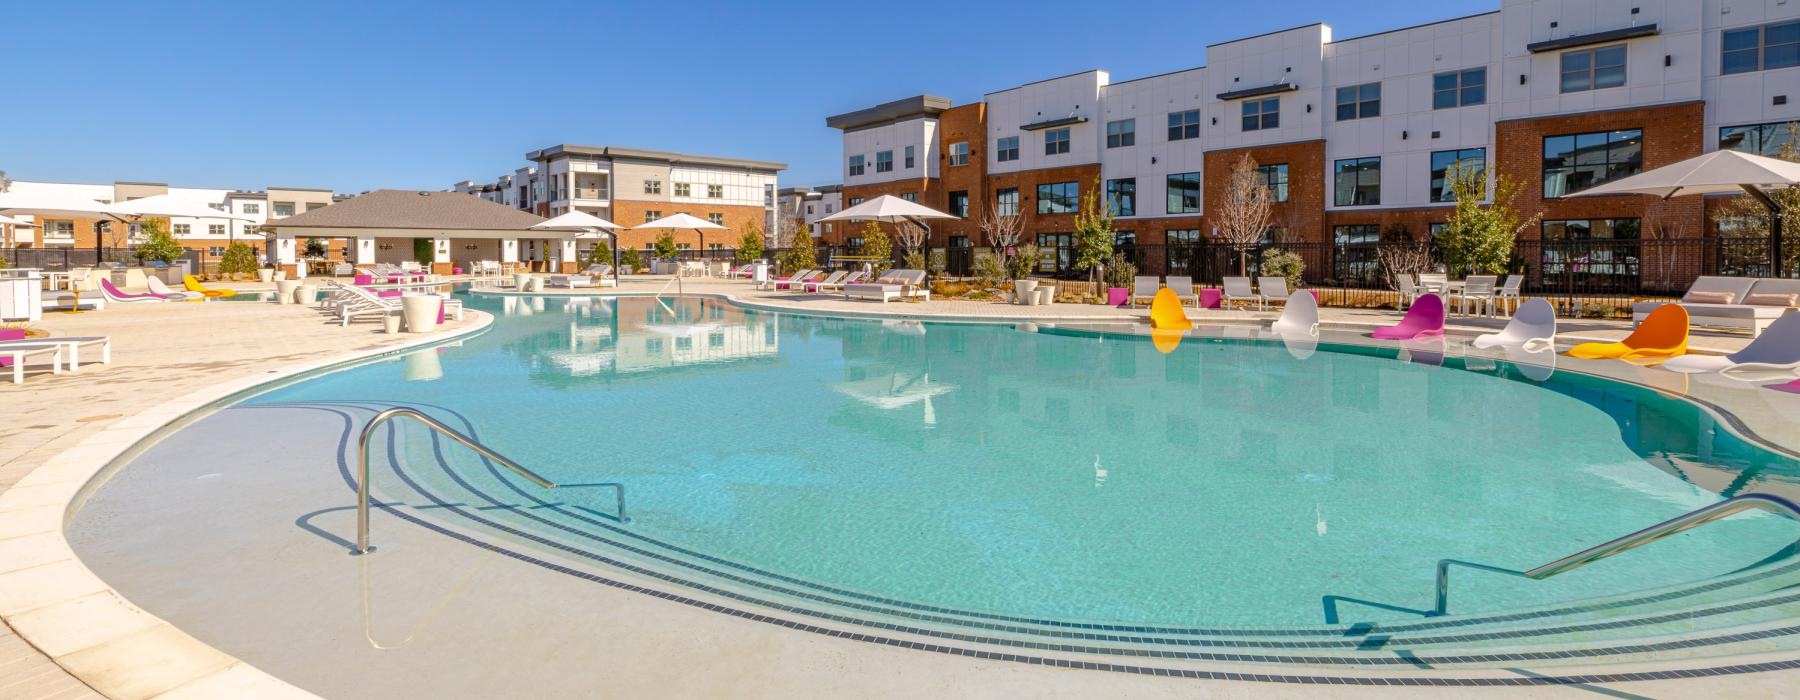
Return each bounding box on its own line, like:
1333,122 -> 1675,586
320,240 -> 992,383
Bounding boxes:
1684,291 -> 1736,305
1632,301 -> 1786,321
1746,293 -> 1800,307
1682,276 -> 1757,304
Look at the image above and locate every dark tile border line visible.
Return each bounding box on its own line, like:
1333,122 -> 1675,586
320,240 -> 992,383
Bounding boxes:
307,396 -> 1800,645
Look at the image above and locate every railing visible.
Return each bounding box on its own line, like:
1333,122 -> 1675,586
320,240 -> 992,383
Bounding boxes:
573,187 -> 609,200
355,407 -> 627,555
1433,493 -> 1800,616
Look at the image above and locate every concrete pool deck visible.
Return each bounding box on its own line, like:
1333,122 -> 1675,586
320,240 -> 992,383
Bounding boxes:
3,280 -> 1798,698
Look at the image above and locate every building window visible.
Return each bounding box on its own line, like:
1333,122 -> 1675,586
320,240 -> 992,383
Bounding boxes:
1542,218 -> 1641,289
1724,21 -> 1800,75
644,180 -> 662,194
644,210 -> 662,223
848,197 -> 864,206
707,184 -> 723,198
876,150 -> 894,173
1036,232 -> 1072,272
1429,148 -> 1486,202
1045,127 -> 1071,155
1167,110 -> 1200,141
1560,45 -> 1626,93
1333,224 -> 1382,281
1241,98 -> 1279,131
1721,121 -> 1800,156
848,155 -> 865,176
172,224 -> 191,235
1166,229 -> 1201,245
674,183 -> 692,197
901,192 -> 919,202
241,203 -> 260,214
307,202 -> 327,211
949,141 -> 969,166
1257,164 -> 1288,203
847,236 -> 864,248
1333,157 -> 1381,206
1107,119 -> 1136,148
996,188 -> 1019,216
273,202 -> 295,217
1106,178 -> 1136,217
208,224 -> 225,235
1166,172 -> 1201,214
806,204 -> 814,215
1037,182 -> 1078,214
708,213 -> 725,225
206,246 -> 224,256
1335,82 -> 1381,120
948,190 -> 969,218
44,220 -> 73,239
905,145 -> 916,169
997,136 -> 1019,162
1433,68 -> 1486,109
1543,129 -> 1642,197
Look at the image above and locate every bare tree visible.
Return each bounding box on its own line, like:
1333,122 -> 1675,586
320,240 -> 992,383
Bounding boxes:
977,201 -> 1024,266
1640,211 -> 1682,294
1217,154 -> 1272,274
894,219 -> 928,260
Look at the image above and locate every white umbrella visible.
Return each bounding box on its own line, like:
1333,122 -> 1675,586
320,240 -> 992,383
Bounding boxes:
1569,149 -> 1800,274
0,214 -> 37,227
0,189 -> 116,219
817,194 -> 956,223
635,213 -> 729,262
533,211 -> 625,282
103,193 -> 255,221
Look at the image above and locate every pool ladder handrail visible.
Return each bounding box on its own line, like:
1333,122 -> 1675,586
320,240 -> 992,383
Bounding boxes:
355,406 -> 627,555
1434,493 -> 1800,615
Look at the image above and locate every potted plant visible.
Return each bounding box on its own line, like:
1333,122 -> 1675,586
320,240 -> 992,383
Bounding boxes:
1007,244 -> 1040,304
1103,253 -> 1136,307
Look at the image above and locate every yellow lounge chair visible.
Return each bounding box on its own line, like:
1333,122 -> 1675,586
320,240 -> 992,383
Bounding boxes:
183,274 -> 236,298
1149,288 -> 1193,331
1566,304 -> 1688,361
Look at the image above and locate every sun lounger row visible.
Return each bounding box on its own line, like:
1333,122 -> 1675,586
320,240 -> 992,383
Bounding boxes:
844,269 -> 930,303
321,283 -> 463,327
1634,276 -> 1800,337
0,331 -> 112,384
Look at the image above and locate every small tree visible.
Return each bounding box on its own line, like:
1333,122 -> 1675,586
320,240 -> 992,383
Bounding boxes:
301,237 -> 328,258
778,224 -> 816,272
1072,177 -> 1115,289
653,232 -> 679,260
1436,161 -> 1539,275
619,247 -> 643,272
860,221 -> 893,275
134,219 -> 183,263
978,200 -> 1025,269
893,219 -> 929,263
587,239 -> 612,266
735,221 -> 765,262
217,241 -> 259,278
1217,154 -> 1273,274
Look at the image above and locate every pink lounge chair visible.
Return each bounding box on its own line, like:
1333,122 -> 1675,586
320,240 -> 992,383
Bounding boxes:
1372,293 -> 1445,340
0,329 -> 22,367
100,278 -> 178,302
776,273 -> 817,290
354,274 -> 373,285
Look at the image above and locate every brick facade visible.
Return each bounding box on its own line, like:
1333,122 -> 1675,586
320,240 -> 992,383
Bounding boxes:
833,178 -> 941,245
988,163 -> 1103,244
935,103 -> 987,245
610,200 -> 766,251
1203,140 -> 1327,244
1494,100 -> 1707,240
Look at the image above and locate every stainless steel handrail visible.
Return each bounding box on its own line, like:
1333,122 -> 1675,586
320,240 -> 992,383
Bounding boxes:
356,407 -> 626,555
1434,493 -> 1800,615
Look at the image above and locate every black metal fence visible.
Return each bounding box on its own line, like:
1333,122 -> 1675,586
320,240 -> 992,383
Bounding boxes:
1,247 -> 209,272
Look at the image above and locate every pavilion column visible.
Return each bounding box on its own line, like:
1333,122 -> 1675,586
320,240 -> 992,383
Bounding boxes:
501,238 -> 520,273
354,237 -> 376,265
559,239 -> 577,273
431,236 -> 453,276
274,233 -> 300,279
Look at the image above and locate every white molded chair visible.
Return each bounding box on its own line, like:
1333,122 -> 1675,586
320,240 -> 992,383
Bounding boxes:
1395,274 -> 1420,309
1661,312 -> 1800,377
1268,288 -> 1318,336
1495,275 -> 1524,315
1471,298 -> 1556,351
1450,275 -> 1497,316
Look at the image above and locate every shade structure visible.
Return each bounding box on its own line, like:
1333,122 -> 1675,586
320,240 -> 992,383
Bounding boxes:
0,189 -> 116,219
634,212 -> 727,231
817,194 -> 955,223
1568,149 -> 1800,276
102,194 -> 256,221
0,214 -> 38,227
531,210 -> 623,233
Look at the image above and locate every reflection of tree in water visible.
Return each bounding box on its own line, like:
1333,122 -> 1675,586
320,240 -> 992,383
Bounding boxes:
493,296 -> 782,389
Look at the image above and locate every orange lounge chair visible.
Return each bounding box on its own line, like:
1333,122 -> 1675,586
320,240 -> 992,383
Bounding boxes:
1566,304 -> 1688,361
183,274 -> 236,298
1149,288 -> 1193,331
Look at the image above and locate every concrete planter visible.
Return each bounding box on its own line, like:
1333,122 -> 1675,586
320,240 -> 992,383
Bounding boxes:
1035,287 -> 1055,305
383,311 -> 402,334
296,284 -> 318,305
274,280 -> 300,304
512,273 -> 531,290
257,269 -> 274,284
1013,280 -> 1039,305
401,293 -> 440,333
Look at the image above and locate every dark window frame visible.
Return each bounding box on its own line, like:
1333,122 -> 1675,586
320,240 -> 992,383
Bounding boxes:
997,136 -> 1020,162
1542,129 -> 1643,198
1107,119 -> 1136,148
1429,148 -> 1486,203
1045,127 -> 1071,155
1432,67 -> 1486,109
1106,178 -> 1136,217
1333,157 -> 1381,207
1560,45 -> 1627,93
1167,110 -> 1200,141
1241,98 -> 1279,131
1166,172 -> 1201,214
1257,163 -> 1288,203
1335,82 -> 1381,121
1037,181 -> 1078,215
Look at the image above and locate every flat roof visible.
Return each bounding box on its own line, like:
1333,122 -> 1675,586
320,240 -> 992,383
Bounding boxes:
825,95 -> 952,132
525,144 -> 786,172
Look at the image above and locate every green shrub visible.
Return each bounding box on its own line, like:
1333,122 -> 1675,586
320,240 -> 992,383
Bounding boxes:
218,242 -> 259,277
736,223 -> 765,262
860,222 -> 892,276
619,247 -> 642,272
903,251 -> 926,271
1005,244 -> 1040,281
973,253 -> 1005,289
653,232 -> 678,259
587,240 -> 612,266
134,219 -> 183,263
0,250 -> 8,269
779,233 -> 816,272
1260,247 -> 1304,287
412,238 -> 433,265
1102,253 -> 1136,288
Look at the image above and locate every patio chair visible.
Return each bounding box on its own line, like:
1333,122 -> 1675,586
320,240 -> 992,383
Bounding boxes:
1395,274 -> 1420,309
802,271 -> 849,293
1418,273 -> 1448,296
773,269 -> 819,291
99,278 -> 175,303
1149,288 -> 1193,330
813,271 -> 867,294
1221,276 -> 1262,310
1257,276 -> 1293,309
1268,288 -> 1318,336
1566,304 -> 1688,361
1495,275 -> 1523,315
1471,298 -> 1556,351
1662,311 -> 1800,376
1449,275 -> 1498,317
1166,276 -> 1201,307
844,270 -> 929,303
1371,293 -> 1445,340
1130,276 -> 1160,307
547,275 -> 596,289
147,276 -> 205,301
182,274 -> 236,298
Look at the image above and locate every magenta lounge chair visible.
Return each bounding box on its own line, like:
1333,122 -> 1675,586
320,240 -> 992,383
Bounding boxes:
100,278 -> 177,302
1371,293 -> 1445,340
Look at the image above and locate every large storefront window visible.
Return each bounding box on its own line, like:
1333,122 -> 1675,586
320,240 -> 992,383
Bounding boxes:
1332,224 -> 1381,283
1541,218 -> 1641,291
1543,129 -> 1642,197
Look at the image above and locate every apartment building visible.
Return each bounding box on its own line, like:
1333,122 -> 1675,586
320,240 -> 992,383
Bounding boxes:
775,185 -> 843,243
456,145 -> 785,256
828,0 -> 1800,280
0,180 -> 340,258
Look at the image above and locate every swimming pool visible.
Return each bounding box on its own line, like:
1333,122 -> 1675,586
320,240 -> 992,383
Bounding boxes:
69,293 -> 1800,685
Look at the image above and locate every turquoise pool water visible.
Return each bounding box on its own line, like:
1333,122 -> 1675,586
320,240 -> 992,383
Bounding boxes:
248,294 -> 1800,628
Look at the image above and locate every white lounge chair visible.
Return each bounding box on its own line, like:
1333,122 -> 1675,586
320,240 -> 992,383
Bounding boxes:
760,269 -> 814,291
146,276 -> 205,300
1166,276 -> 1200,307
799,271 -> 848,293
1268,288 -> 1318,336
330,284 -> 462,326
1471,298 -> 1556,351
0,342 -> 62,384
1633,276 -> 1792,337
1395,274 -> 1420,309
1662,312 -> 1800,376
1257,276 -> 1293,309
813,271 -> 866,294
548,275 -> 597,288
1130,276 -> 1160,307
1222,276 -> 1261,310
844,269 -> 929,303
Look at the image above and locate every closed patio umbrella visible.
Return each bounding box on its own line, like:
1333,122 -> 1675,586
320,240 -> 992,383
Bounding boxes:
532,211 -> 624,284
1569,149 -> 1800,276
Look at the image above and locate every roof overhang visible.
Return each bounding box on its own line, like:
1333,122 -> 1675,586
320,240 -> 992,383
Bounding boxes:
260,225 -> 577,239
825,95 -> 952,132
1217,82 -> 1299,101
525,144 -> 785,173
1020,116 -> 1088,131
1527,24 -> 1659,53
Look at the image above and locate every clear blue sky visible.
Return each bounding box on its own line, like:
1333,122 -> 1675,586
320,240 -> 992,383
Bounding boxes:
3,1 -> 1498,193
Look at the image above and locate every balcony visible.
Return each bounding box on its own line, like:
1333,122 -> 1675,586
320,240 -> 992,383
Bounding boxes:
573,187 -> 609,201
